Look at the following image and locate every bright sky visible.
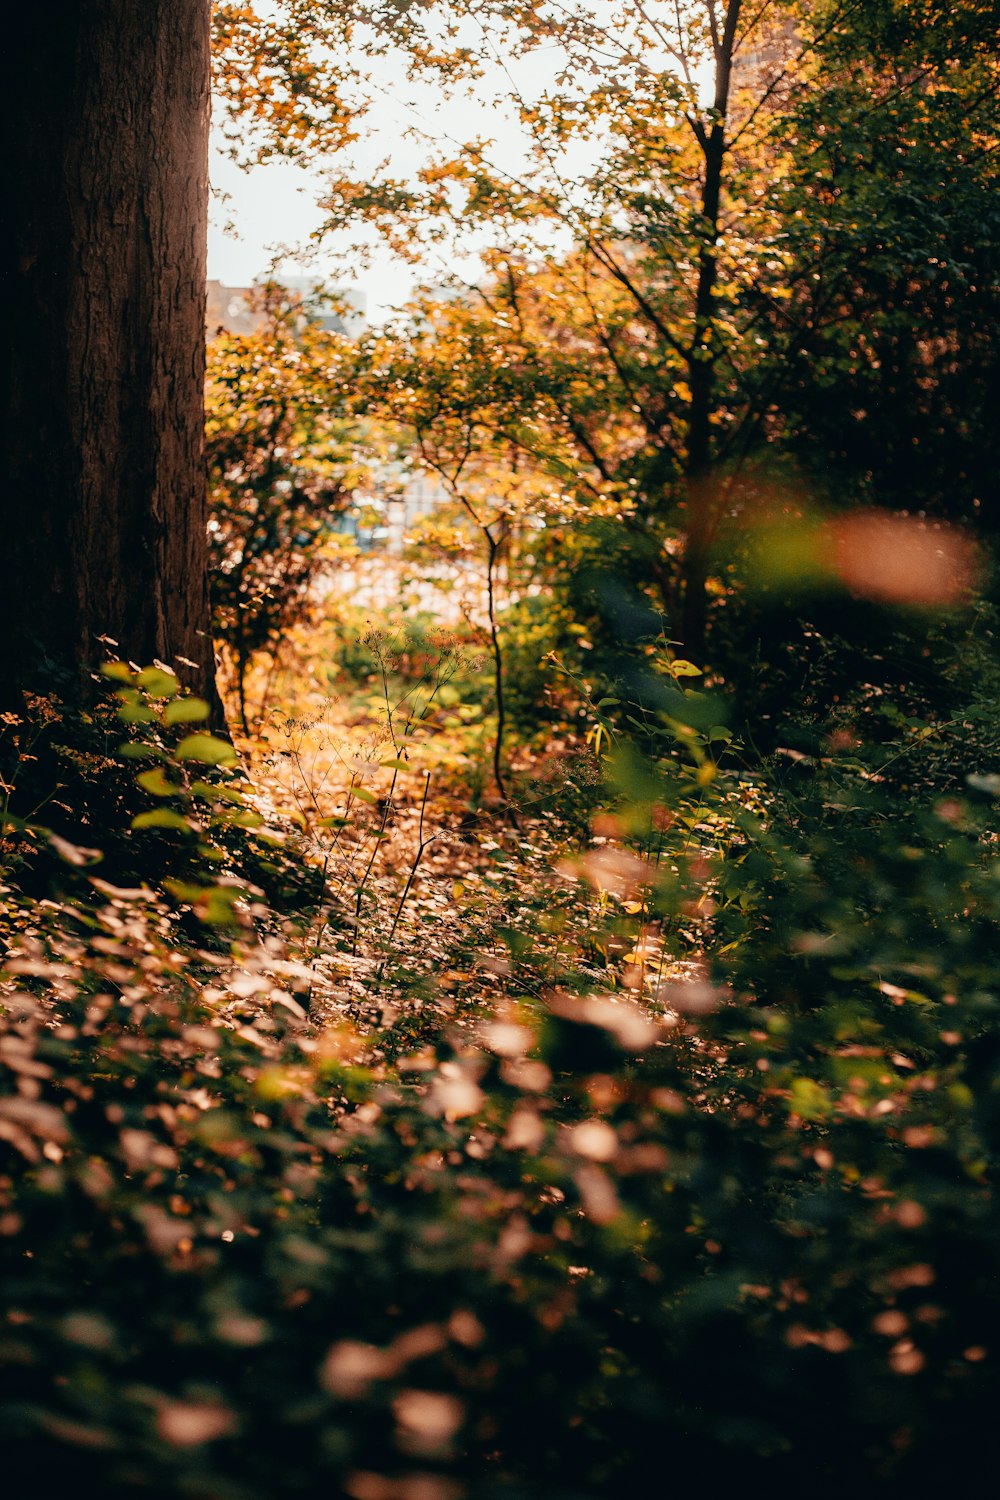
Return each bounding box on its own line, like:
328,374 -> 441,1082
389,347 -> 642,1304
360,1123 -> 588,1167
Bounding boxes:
206,11 -> 620,324
207,48 -> 545,324
211,141 -> 422,325
207,123 -> 426,325
205,5 -> 709,323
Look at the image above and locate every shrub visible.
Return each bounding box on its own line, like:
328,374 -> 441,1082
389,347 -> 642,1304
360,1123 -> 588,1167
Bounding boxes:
2,669 -> 998,1495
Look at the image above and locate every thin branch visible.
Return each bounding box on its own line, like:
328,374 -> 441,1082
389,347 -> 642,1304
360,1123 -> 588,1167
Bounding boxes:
379,771 -> 434,964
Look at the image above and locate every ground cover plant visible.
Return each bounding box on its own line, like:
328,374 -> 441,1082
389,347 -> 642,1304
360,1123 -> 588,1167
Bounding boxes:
3,616 -> 1000,1496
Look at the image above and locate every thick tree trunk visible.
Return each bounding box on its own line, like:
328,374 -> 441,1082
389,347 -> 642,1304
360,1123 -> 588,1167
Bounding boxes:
1,2 -> 216,709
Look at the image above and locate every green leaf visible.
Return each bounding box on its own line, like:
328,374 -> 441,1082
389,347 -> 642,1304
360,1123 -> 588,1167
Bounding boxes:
670,660 -> 702,678
191,779 -> 243,803
131,809 -> 194,833
118,702 -> 156,725
351,786 -> 378,805
100,662 -> 136,684
162,879 -> 206,902
707,725 -> 733,743
137,666 -> 180,699
379,758 -> 409,770
164,880 -> 244,926
789,1077 -> 832,1121
214,809 -> 264,829
164,697 -> 211,725
607,742 -> 664,809
136,768 -> 181,797
118,741 -> 166,761
175,733 -> 237,766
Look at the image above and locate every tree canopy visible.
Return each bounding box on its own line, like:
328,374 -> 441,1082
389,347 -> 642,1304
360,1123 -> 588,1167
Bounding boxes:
213,1 -> 1000,649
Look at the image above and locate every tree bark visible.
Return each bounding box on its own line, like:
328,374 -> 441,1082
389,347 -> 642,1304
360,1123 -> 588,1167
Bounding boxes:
1,2 -> 216,709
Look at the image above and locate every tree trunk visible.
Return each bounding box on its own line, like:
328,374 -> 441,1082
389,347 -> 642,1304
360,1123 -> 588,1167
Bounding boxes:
1,2 -> 216,710
680,0 -> 742,657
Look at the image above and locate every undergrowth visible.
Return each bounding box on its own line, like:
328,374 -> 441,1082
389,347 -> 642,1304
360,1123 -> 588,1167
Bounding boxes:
1,641 -> 999,1497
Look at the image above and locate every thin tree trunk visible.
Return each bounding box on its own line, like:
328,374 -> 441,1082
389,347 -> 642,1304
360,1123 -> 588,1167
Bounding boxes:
2,2 -> 217,710
681,0 -> 742,656
485,529 -> 511,805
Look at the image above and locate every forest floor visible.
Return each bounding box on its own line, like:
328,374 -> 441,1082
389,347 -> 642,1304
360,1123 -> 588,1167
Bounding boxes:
3,601 -> 998,1495
221,611 -> 702,1058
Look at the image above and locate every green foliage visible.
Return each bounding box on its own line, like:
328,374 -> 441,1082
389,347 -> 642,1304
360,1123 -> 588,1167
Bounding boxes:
205,287 -> 392,728
263,0 -> 1000,665
759,0 -> 1000,527
3,659 -> 999,1493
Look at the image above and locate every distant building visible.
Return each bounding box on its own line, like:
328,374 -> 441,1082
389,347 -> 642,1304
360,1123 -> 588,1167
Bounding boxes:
334,466 -> 448,557
279,277 -> 368,338
386,467 -> 449,553
205,278 -> 368,338
205,280 -> 266,336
